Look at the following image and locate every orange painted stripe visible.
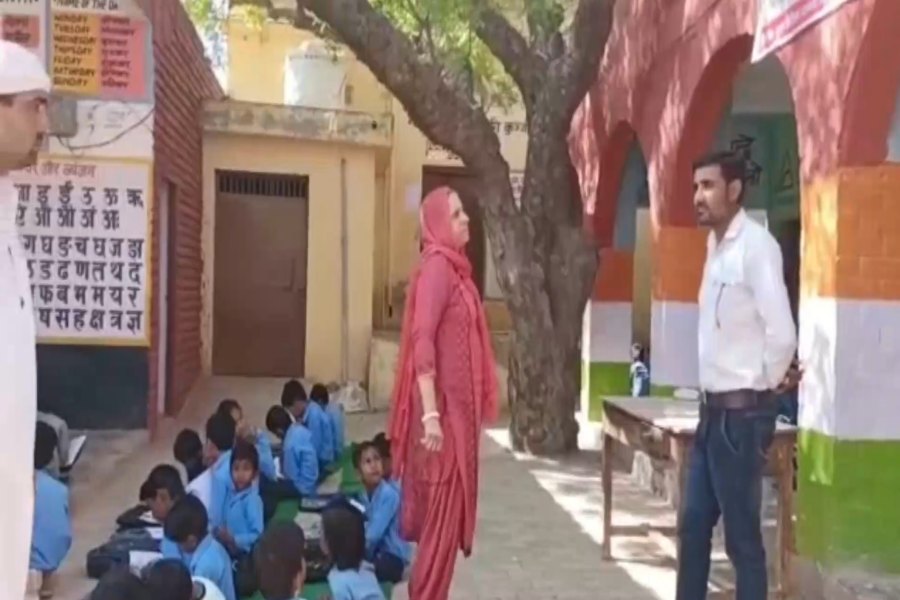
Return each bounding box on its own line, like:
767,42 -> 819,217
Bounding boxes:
593,249 -> 634,302
652,226 -> 707,302
802,166 -> 900,300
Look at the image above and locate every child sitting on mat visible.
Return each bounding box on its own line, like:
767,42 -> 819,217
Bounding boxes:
140,464 -> 186,559
206,412 -> 242,529
254,523 -> 309,600
165,495 -> 236,600
311,384 -> 344,463
353,442 -> 409,583
321,501 -> 386,600
143,558 -> 193,600
217,399 -> 277,483
214,441 -> 264,554
371,434 -> 394,485
28,422 -> 72,599
267,405 -> 319,497
174,428 -> 206,484
282,380 -> 335,471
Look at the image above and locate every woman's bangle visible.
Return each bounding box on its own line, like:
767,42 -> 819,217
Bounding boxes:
421,411 -> 440,424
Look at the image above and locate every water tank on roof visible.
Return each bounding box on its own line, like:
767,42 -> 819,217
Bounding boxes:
284,40 -> 349,109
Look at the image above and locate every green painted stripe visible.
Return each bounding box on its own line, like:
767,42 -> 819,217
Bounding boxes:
797,429 -> 900,572
582,361 -> 631,421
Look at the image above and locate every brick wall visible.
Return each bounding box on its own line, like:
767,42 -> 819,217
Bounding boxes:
138,0 -> 222,430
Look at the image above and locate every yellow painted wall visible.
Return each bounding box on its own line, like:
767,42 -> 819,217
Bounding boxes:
225,17 -> 529,331
202,132 -> 376,382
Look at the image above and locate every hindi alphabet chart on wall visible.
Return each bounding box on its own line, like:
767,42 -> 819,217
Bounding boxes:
10,157 -> 152,346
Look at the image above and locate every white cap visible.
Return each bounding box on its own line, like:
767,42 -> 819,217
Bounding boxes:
0,40 -> 50,95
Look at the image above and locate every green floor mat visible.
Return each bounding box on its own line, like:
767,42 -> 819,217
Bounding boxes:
244,581 -> 393,600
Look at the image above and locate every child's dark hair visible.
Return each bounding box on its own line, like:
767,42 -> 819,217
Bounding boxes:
280,379 -> 307,408
143,464 -> 185,500
143,558 -> 193,600
164,494 -> 208,544
322,502 -> 366,571
372,432 -> 391,459
231,439 -> 260,473
266,405 -> 292,439
254,522 -> 307,599
352,440 -> 380,469
217,398 -> 242,421
173,428 -> 203,464
310,383 -> 329,406
34,421 -> 58,471
90,568 -> 151,600
205,411 -> 236,452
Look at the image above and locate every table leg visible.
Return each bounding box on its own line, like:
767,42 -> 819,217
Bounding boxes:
776,443 -> 795,599
602,432 -> 613,560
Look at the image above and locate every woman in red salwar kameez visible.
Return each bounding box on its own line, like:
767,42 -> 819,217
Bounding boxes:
389,186 -> 498,600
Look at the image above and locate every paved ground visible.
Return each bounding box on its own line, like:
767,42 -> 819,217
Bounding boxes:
55,377 -> 744,600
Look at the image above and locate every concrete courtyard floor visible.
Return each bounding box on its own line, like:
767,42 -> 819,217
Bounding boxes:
54,377 -> 744,600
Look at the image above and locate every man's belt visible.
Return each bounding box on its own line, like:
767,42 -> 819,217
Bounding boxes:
701,389 -> 772,410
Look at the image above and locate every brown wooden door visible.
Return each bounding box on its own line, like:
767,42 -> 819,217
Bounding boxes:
421,167 -> 486,296
213,171 -> 308,377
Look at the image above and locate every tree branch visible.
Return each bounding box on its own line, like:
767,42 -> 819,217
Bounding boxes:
231,0 -> 340,40
472,5 -> 545,101
296,0 -> 506,176
559,0 -> 613,116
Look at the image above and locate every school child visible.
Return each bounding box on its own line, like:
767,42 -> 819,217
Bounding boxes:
214,441 -> 264,554
630,343 -> 651,397
174,428 -> 206,483
206,412 -> 238,531
28,422 -> 72,599
267,405 -> 319,497
140,464 -> 186,560
311,383 -> 344,462
143,558 -> 193,600
282,380 -> 335,469
164,495 -> 236,600
371,433 -> 394,483
353,442 -> 410,583
217,398 -> 278,483
253,523 -> 309,600
321,501 -> 386,600
90,568 -> 152,600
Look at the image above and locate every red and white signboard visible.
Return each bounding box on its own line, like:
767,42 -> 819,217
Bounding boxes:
752,0 -> 856,62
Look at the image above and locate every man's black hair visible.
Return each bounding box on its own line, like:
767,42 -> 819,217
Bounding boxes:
205,411 -> 236,452
231,439 -> 260,473
352,440 -> 380,470
254,523 -> 307,599
310,383 -> 329,406
321,502 -> 366,571
164,494 -> 208,544
265,405 -> 292,439
692,150 -> 746,200
90,568 -> 151,600
372,432 -> 391,459
143,559 -> 193,600
34,421 -> 58,471
217,399 -> 242,421
144,464 -> 185,500
280,379 -> 307,408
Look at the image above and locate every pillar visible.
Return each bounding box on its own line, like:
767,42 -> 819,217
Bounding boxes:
797,165 -> 900,572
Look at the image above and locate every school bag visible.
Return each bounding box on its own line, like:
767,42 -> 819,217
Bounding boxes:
85,528 -> 160,579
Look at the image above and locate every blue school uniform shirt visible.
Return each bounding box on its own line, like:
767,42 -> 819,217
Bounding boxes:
30,470 -> 72,572
304,401 -> 335,466
255,431 -> 277,482
209,450 -> 233,530
327,565 -> 385,600
325,402 -> 345,458
359,480 -> 411,565
223,485 -> 264,553
190,534 -> 236,600
283,422 -> 319,495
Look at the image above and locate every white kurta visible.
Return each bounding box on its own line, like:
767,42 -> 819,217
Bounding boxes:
0,177 -> 37,597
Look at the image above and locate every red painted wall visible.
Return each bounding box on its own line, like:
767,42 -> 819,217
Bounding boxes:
575,0 -> 899,234
137,0 -> 223,432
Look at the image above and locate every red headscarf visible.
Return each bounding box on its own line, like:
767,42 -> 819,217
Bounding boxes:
388,187 -> 498,476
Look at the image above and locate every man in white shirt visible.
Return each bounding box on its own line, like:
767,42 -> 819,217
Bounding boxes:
676,151 -> 799,600
0,40 -> 51,599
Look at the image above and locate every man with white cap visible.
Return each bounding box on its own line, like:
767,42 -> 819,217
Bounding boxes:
0,39 -> 51,598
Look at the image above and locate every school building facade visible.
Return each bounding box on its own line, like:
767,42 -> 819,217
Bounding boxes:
573,0 -> 900,583
0,0 -> 221,431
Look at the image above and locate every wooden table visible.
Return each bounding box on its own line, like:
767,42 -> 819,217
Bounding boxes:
601,396 -> 797,599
